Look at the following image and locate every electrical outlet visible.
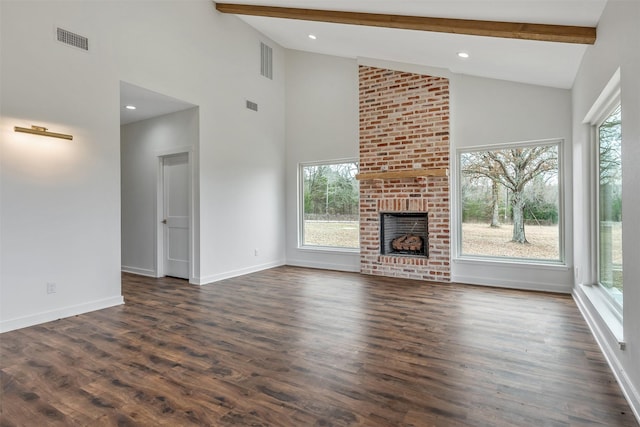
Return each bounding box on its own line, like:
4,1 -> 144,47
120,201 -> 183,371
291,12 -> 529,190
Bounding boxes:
46,282 -> 57,294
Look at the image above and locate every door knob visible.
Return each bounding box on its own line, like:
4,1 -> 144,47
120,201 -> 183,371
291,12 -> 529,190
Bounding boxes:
161,219 -> 167,224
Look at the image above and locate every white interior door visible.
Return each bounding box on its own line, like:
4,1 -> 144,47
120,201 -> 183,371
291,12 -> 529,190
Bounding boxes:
162,153 -> 189,279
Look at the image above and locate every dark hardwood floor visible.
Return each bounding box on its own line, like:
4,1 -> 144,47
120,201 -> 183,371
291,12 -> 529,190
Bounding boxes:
1,266 -> 637,426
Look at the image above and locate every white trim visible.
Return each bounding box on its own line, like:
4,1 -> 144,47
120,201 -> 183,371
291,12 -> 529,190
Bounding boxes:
121,265 -> 156,277
583,68 -> 621,125
455,138 -> 564,157
578,283 -> 624,344
193,260 -> 286,286
297,246 -> 360,255
0,296 -> 124,333
453,274 -> 572,294
286,258 -> 360,273
588,125 -> 598,284
298,158 -> 359,168
453,257 -> 569,271
573,287 -> 640,423
156,156 -> 164,277
154,145 -> 194,158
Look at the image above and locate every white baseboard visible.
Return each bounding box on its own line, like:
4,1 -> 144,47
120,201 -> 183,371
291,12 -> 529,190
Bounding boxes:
121,265 -> 156,277
0,296 -> 124,333
286,258 -> 360,273
452,274 -> 572,293
573,287 -> 640,425
194,259 -> 286,285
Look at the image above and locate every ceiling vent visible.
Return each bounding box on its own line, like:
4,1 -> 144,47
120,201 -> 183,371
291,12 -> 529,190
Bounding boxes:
57,27 -> 89,51
260,42 -> 273,80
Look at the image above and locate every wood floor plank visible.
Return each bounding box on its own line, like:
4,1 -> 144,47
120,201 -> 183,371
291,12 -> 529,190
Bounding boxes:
1,266 -> 637,426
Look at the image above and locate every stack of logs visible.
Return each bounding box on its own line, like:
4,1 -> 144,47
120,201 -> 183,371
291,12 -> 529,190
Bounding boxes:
391,234 -> 423,252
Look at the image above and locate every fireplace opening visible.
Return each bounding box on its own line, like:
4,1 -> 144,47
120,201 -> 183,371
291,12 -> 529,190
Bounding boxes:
380,212 -> 429,257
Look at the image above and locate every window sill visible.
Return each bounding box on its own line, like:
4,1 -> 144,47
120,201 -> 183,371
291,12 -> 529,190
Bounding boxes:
297,246 -> 360,255
579,283 -> 624,348
454,256 -> 568,271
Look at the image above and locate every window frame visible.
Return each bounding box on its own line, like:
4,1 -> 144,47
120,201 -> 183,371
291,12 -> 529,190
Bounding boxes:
579,68 -> 623,344
298,158 -> 360,252
592,100 -> 623,318
455,138 -> 565,266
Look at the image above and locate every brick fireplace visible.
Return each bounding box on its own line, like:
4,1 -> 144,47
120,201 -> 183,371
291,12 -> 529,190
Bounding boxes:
358,66 -> 450,282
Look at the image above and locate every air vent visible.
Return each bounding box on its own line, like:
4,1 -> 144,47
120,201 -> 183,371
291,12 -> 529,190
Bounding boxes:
246,100 -> 258,112
260,42 -> 273,80
57,27 -> 88,51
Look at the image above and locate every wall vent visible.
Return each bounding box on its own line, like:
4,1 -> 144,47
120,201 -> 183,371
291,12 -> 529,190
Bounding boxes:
246,100 -> 258,111
260,42 -> 273,80
57,27 -> 89,51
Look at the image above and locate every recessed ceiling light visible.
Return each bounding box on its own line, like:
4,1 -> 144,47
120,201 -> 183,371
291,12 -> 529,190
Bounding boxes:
457,52 -> 470,59
125,105 -> 136,110
308,34 -> 317,40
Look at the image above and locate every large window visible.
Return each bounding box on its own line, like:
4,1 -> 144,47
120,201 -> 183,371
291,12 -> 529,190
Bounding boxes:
458,141 -> 562,262
597,105 -> 623,308
300,160 -> 359,249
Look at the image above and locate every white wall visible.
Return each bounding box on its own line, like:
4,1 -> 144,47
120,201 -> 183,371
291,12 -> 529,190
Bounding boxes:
284,53 -> 574,291
121,107 -> 199,279
1,1 -> 123,331
450,74 -> 574,293
571,0 -> 640,419
285,50 -> 360,271
0,0 -> 286,331
107,1 -> 287,284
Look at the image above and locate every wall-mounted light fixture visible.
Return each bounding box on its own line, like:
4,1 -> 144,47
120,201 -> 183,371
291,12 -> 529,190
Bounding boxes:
14,125 -> 73,140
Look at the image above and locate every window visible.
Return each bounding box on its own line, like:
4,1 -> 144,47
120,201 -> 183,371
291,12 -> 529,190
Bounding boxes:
300,160 -> 359,249
458,140 -> 562,262
597,104 -> 623,308
581,70 -> 623,340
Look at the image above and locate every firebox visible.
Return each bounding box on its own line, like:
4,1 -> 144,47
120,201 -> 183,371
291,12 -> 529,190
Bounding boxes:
380,212 -> 429,257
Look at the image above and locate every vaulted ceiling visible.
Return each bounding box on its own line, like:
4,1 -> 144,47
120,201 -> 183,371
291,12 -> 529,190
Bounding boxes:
215,0 -> 607,88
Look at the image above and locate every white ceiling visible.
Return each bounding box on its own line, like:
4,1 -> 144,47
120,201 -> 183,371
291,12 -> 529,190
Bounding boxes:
120,82 -> 195,125
225,0 -> 607,88
119,1 -> 607,124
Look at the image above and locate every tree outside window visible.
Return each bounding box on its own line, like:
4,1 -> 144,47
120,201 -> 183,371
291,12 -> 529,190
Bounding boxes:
459,141 -> 561,262
300,161 -> 359,249
598,105 -> 623,307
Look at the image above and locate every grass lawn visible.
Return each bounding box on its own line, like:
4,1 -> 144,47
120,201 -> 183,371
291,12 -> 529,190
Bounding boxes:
304,221 -> 359,248
304,221 -> 563,259
304,220 -> 564,259
461,222 -> 560,260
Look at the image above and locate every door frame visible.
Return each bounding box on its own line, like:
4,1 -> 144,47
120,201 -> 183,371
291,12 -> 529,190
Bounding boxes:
155,146 -> 195,282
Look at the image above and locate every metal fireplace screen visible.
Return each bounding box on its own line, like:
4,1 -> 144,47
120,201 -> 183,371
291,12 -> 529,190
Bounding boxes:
380,212 -> 429,257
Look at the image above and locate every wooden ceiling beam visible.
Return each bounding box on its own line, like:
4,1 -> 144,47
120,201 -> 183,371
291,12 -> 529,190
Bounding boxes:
215,3 -> 596,45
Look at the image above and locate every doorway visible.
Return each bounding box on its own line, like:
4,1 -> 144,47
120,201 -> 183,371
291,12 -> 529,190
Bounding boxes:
119,81 -> 198,283
160,153 -> 190,279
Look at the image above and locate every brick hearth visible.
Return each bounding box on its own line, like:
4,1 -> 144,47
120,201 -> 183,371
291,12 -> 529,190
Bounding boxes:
359,66 -> 450,281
